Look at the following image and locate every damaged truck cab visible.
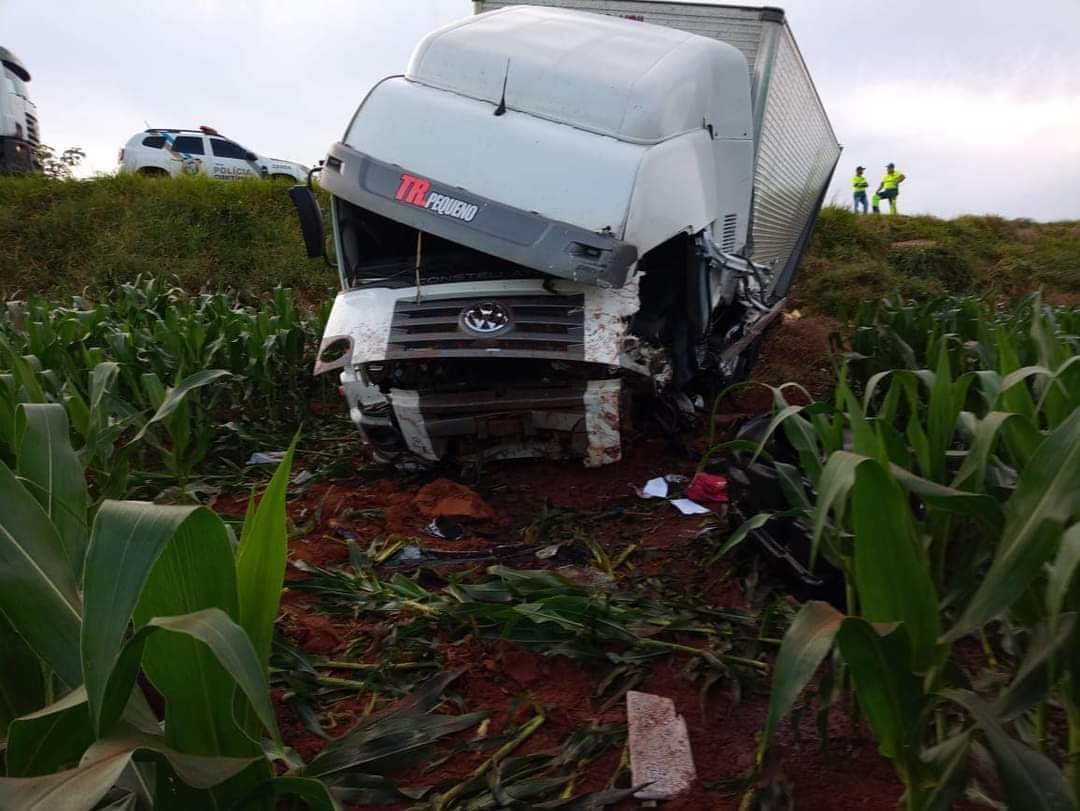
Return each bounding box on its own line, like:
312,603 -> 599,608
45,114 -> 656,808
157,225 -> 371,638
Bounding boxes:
308,4 -> 838,466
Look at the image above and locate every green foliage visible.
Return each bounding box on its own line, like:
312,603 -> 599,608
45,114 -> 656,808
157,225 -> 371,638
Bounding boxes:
713,294 -> 1080,808
0,276 -> 331,497
0,173 -> 336,298
0,405 -> 336,809
797,206 -> 1080,315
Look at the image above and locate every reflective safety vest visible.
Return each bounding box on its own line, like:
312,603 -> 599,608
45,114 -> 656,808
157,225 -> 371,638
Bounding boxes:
853,174 -> 869,191
882,170 -> 902,190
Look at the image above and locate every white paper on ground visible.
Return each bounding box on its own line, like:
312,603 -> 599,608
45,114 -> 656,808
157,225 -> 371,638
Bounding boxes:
642,477 -> 669,498
671,498 -> 710,515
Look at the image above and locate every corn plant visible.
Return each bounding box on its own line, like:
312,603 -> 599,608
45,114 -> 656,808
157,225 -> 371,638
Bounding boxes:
711,294 -> 1080,808
0,404 -> 339,809
1,276 -> 333,498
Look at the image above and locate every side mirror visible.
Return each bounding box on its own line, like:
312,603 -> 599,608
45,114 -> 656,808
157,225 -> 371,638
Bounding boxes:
289,186 -> 325,259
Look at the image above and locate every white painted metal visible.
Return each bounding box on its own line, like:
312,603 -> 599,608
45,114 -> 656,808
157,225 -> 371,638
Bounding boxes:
343,7 -> 754,254
345,77 -> 647,237
408,6 -> 752,144
319,278 -> 634,368
473,1 -> 840,289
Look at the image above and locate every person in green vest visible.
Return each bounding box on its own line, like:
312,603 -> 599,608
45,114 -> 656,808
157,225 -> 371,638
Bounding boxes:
876,162 -> 906,214
852,166 -> 869,214
871,192 -> 882,214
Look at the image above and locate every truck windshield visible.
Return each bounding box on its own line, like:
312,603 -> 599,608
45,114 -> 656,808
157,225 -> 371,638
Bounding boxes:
3,68 -> 29,100
335,197 -> 542,289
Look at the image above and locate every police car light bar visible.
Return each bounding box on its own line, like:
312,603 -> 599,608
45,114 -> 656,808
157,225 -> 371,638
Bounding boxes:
199,125 -> 220,135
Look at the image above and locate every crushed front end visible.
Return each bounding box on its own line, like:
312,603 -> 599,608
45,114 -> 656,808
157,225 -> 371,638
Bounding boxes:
314,145 -> 646,467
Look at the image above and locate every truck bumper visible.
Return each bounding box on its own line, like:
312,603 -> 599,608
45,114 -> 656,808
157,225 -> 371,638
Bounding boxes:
0,136 -> 36,173
321,279 -> 645,466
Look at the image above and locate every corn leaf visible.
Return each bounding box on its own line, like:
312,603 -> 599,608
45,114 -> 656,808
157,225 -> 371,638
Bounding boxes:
1047,525 -> 1080,620
15,404 -> 89,581
852,461 -> 942,670
130,368 -> 230,443
81,502 -> 238,738
943,689 -> 1075,811
0,723 -> 256,811
0,460 -> 83,687
946,407 -> 1080,641
0,610 -> 46,737
763,600 -> 843,743
5,687 -> 94,778
236,435 -> 297,671
836,619 -> 923,761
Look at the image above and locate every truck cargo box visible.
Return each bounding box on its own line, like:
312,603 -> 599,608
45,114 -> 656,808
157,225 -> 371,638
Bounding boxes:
473,1 -> 841,298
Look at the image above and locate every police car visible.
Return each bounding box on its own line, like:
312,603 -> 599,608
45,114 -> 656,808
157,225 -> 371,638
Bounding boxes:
118,126 -> 308,182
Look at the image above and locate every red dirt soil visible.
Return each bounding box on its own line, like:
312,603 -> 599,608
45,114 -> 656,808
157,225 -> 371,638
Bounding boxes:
227,318 -> 923,809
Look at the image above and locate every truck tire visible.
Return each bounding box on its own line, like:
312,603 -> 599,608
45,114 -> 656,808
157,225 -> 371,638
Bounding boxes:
137,167 -> 169,177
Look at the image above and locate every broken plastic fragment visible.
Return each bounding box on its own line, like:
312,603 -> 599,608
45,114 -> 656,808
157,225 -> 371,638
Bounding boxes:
641,477 -> 669,499
246,451 -> 286,465
687,472 -> 729,504
671,499 -> 710,515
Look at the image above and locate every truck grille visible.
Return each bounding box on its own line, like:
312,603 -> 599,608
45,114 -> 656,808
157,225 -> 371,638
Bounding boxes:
24,113 -> 39,146
387,294 -> 585,361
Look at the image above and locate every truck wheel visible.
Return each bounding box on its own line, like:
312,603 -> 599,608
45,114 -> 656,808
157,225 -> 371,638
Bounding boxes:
137,167 -> 169,177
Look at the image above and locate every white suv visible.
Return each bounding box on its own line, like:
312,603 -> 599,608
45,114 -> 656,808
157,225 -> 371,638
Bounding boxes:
118,126 -> 308,182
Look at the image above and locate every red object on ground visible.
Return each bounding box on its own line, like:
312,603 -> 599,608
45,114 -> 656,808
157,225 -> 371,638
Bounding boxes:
687,472 -> 729,504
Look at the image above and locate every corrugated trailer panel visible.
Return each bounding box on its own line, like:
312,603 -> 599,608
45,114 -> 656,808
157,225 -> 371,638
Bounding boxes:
474,1 -> 840,298
752,25 -> 841,296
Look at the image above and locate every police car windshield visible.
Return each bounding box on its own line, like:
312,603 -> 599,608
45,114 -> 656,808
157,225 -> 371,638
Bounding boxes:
3,68 -> 30,100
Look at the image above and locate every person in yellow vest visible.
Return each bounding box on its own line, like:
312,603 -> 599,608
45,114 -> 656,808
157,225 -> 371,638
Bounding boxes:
876,162 -> 906,214
852,166 -> 869,214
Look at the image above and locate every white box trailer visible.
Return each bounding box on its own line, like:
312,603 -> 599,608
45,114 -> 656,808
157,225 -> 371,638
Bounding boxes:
473,0 -> 841,298
297,3 -> 839,466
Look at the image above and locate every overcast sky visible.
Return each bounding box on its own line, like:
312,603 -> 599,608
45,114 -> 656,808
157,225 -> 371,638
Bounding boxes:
2,0 -> 1078,221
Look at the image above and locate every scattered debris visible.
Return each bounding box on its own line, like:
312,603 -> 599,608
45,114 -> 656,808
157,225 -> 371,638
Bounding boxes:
671,499 -> 711,516
687,472 -> 729,504
536,543 -> 563,560
425,516 -> 465,540
641,476 -> 669,499
555,565 -> 616,592
291,470 -> 315,486
627,690 -> 697,800
247,450 -> 287,465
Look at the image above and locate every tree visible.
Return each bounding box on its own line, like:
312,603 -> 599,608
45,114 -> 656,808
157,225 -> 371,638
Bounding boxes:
33,143 -> 86,179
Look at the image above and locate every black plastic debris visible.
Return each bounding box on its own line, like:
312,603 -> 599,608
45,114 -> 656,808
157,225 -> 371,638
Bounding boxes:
425,516 -> 465,541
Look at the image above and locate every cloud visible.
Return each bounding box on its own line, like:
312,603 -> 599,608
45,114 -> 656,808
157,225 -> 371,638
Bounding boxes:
3,0 -> 1077,221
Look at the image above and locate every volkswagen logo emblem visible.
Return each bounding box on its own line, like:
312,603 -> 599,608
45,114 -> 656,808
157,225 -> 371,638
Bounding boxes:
460,301 -> 511,335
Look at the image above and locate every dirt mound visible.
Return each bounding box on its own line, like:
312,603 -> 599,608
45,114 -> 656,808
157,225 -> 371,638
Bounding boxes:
413,478 -> 500,521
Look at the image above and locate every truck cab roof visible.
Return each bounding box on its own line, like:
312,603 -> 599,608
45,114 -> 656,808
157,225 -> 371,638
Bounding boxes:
406,5 -> 751,144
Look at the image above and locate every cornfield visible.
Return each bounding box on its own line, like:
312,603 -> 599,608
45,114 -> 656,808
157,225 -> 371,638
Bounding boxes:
713,293 -> 1080,808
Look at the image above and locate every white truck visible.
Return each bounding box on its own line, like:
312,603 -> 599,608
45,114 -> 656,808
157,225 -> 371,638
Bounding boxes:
294,2 -> 839,466
0,47 -> 40,173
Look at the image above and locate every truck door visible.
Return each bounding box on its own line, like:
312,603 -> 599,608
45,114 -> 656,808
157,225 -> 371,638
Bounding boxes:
209,138 -> 260,180
166,133 -> 208,175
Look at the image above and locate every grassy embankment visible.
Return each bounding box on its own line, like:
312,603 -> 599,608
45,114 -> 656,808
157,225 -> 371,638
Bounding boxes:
795,204 -> 1080,315
0,173 -> 337,300
1,175 -> 1076,310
